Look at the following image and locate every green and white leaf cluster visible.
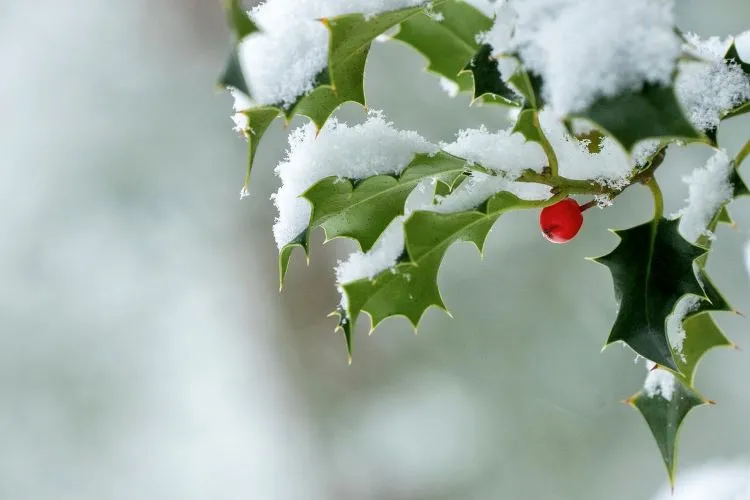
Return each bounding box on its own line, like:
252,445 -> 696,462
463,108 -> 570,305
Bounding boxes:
218,0 -> 750,486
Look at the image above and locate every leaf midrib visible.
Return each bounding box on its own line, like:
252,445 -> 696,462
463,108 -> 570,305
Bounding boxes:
643,219 -> 659,340
310,167 -> 466,243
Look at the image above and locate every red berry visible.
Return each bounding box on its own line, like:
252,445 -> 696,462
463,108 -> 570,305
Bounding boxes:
540,198 -> 583,243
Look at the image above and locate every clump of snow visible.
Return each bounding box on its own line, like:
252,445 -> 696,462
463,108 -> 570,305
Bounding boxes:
336,217 -> 405,285
238,0 -> 427,106
271,111 -> 437,248
667,295 -> 701,361
675,149 -> 734,243
736,31 -> 750,62
676,33 -> 750,131
631,139 -> 661,167
439,77 -> 459,98
479,0 -> 681,115
683,33 -> 732,61
441,126 -> 547,178
335,217 -> 406,309
425,172 -> 550,214
594,194 -> 613,208
230,88 -> 253,134
643,364 -> 676,401
539,110 -> 633,188
651,460 -> 750,500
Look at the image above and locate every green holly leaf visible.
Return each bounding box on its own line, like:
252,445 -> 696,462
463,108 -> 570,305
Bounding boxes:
224,0 -> 259,41
461,44 -> 522,105
508,66 -> 544,109
693,256 -> 732,314
279,231 -> 309,290
675,310 -> 733,386
339,192 -> 535,347
434,173 -> 468,200
725,41 -> 750,75
576,83 -> 701,151
593,218 -> 706,370
628,373 -> 709,486
218,46 -> 250,97
280,71 -> 351,130
303,152 -> 467,252
325,5 -> 428,103
511,108 -> 546,144
238,106 -> 280,192
392,0 -> 492,86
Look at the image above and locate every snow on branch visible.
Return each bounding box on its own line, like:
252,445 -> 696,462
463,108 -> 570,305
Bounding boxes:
441,126 -> 547,177
539,111 -> 633,189
271,111 -> 437,248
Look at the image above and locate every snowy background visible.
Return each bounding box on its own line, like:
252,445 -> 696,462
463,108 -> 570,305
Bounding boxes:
1,1 -> 749,499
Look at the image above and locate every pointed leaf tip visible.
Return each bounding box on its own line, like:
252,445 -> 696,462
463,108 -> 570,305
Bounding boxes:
631,377 -> 707,483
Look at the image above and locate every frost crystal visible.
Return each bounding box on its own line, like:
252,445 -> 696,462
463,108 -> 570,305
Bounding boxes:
676,150 -> 734,243
539,110 -> 633,188
271,111 -> 437,248
667,295 -> 701,361
441,126 -> 547,178
238,0 -> 427,106
643,365 -> 676,401
676,33 -> 750,132
480,0 -> 680,115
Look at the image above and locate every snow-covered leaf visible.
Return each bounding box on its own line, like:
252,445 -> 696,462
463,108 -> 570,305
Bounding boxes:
577,84 -> 701,151
339,192 -> 535,346
719,41 -> 750,120
303,152 -> 467,251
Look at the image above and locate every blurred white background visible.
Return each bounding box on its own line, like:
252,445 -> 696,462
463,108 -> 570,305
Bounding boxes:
1,1 -> 749,499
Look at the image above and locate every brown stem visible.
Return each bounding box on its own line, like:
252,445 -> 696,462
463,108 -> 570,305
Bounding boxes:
579,199 -> 598,212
